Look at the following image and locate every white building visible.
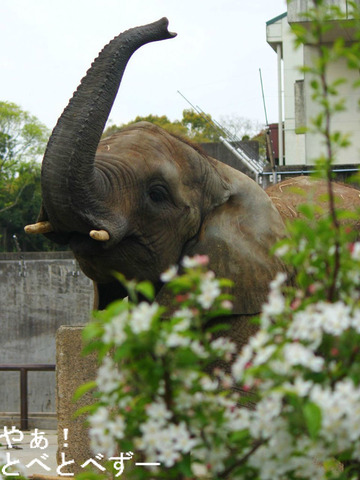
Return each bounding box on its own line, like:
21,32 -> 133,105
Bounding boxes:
266,0 -> 360,166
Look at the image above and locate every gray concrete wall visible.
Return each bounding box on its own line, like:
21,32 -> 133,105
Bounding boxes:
200,141 -> 260,181
0,252 -> 94,428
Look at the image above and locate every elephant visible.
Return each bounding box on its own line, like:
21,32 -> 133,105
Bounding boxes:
266,176 -> 360,233
25,18 -> 288,351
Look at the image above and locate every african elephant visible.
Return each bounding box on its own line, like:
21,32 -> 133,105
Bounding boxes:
25,18 -> 287,350
266,176 -> 360,232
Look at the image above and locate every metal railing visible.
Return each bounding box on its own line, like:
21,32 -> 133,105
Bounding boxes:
0,364 -> 56,430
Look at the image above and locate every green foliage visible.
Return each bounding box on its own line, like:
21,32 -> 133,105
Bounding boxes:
0,101 -> 65,251
180,109 -> 222,142
303,401 -> 322,440
0,101 -> 49,168
104,114 -> 189,139
103,109 -> 223,143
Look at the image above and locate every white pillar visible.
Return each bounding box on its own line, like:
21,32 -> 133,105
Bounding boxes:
277,43 -> 283,166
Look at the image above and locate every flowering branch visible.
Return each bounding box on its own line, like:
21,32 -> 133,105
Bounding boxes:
76,2 -> 360,479
221,439 -> 264,479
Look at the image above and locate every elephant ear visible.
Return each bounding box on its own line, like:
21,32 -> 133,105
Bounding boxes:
184,160 -> 288,316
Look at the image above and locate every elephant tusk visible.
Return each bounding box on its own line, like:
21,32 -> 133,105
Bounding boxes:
24,221 -> 53,234
89,229 -> 110,241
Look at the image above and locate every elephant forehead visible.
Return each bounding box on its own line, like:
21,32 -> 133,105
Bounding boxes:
98,123 -> 202,173
99,124 -> 173,157
96,142 -> 202,193
95,150 -> 181,187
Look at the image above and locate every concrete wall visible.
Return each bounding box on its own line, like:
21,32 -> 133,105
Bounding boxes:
0,252 -> 94,428
200,141 -> 260,180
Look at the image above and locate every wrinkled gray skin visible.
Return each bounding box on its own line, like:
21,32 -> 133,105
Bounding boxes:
35,18 -> 288,350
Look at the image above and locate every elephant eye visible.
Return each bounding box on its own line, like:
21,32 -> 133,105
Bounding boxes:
149,185 -> 169,203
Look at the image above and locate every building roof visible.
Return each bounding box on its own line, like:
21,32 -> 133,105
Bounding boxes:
266,12 -> 287,26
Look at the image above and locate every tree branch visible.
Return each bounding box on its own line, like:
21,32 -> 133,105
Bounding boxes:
0,182 -> 29,213
221,440 -> 264,478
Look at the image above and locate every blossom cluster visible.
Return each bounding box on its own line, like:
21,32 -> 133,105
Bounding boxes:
136,401 -> 197,467
229,240 -> 360,479
82,224 -> 360,480
84,254 -> 247,479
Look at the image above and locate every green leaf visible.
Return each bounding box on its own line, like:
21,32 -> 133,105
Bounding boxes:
73,403 -> 99,419
82,321 -> 103,342
218,278 -> 234,288
229,429 -> 250,443
169,276 -> 195,292
310,79 -> 319,90
206,323 -> 231,334
135,281 -> 155,301
113,342 -> 132,361
304,401 -> 322,439
81,339 -> 105,356
178,453 -> 193,477
297,203 -> 316,219
323,458 -> 344,475
112,271 -> 127,284
73,381 -> 97,402
76,471 -> 107,480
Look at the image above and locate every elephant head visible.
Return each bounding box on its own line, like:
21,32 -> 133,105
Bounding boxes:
26,19 -> 288,343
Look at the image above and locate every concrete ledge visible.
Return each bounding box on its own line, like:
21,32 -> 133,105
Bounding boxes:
0,412 -> 56,430
0,251 -> 74,261
56,326 -> 98,474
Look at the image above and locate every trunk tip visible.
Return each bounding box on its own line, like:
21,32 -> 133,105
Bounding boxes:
158,17 -> 177,38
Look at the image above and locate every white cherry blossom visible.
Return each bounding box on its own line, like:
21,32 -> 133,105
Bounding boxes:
351,241 -> 360,261
165,331 -> 191,348
197,277 -> 221,309
130,302 -> 159,334
261,290 -> 286,321
210,336 -> 237,355
160,264 -> 178,282
96,356 -> 124,394
182,254 -> 209,268
146,400 -> 172,424
103,310 -> 128,345
283,343 -> 324,372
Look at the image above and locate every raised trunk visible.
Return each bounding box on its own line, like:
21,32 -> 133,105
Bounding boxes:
41,18 -> 176,236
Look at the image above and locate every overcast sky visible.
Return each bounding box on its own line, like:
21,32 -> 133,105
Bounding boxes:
1,0 -> 287,132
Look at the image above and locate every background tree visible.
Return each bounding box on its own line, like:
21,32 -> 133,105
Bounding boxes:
220,114 -> 267,160
219,114 -> 264,141
0,101 -> 65,251
103,114 -> 188,139
180,109 -> 222,142
103,109 -> 224,142
103,110 -> 266,163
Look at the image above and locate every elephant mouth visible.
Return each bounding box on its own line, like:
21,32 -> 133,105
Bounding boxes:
69,232 -> 107,256
69,231 -> 159,282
